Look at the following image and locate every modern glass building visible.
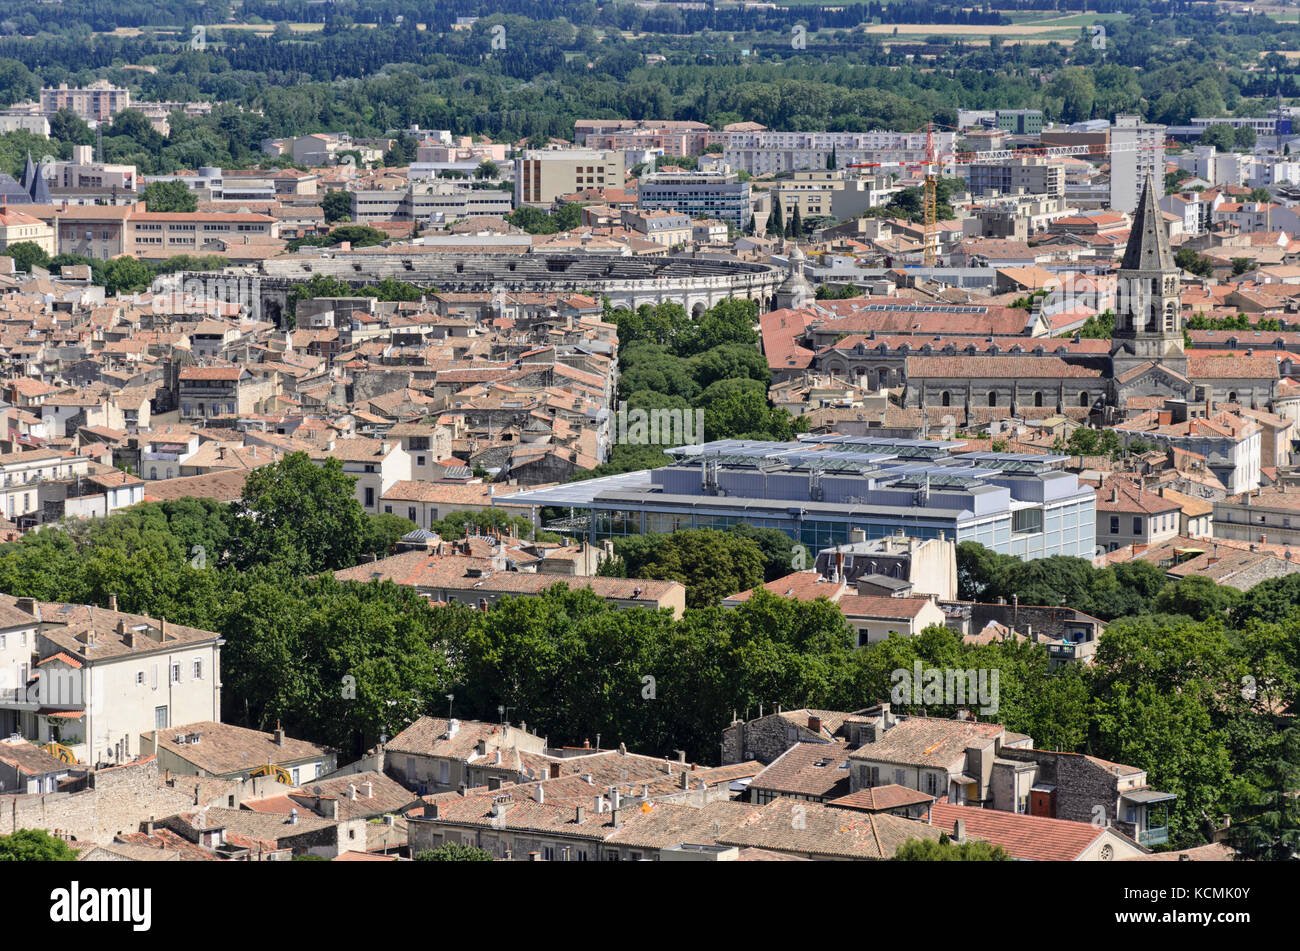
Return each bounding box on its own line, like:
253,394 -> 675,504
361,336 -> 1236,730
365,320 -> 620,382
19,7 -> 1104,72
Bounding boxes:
637,171 -> 752,230
499,437 -> 1097,561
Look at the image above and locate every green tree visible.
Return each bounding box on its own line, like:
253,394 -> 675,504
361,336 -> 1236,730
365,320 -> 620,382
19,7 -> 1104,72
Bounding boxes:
1227,726 -> 1300,861
1153,575 -> 1242,621
1,240 -> 50,273
1197,124 -> 1237,153
321,189 -> 352,224
475,159 -> 500,180
894,836 -> 1012,860
229,452 -> 366,574
0,828 -> 78,861
613,528 -> 765,609
141,180 -> 198,213
415,842 -> 494,861
49,108 -> 93,147
767,199 -> 784,238
101,257 -> 153,295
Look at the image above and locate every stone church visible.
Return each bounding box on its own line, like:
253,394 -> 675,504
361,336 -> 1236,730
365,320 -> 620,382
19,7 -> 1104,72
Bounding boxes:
1109,175 -> 1277,415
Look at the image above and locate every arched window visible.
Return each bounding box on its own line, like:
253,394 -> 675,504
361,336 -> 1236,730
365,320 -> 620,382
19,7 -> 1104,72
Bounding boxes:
988,391 -> 998,407
1079,391 -> 1090,408
1034,391 -> 1044,408
1228,391 -> 1238,403
940,391 -> 951,407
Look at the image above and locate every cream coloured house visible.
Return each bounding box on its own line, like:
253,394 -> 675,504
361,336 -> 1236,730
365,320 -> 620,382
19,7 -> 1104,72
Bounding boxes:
0,207 -> 56,256
0,595 -> 222,768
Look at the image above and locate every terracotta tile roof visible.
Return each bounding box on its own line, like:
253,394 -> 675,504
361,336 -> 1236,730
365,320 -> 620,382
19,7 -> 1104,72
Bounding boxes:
905,355 -> 1101,379
848,717 -> 1003,769
140,721 -> 334,776
0,737 -> 70,775
178,366 -> 244,381
1095,478 -> 1181,515
717,798 -> 942,859
749,741 -> 855,799
826,784 -> 935,813
837,594 -> 937,620
929,802 -> 1128,861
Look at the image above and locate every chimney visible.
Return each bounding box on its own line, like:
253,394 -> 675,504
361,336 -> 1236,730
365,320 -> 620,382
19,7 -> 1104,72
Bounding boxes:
108,593 -> 118,611
533,785 -> 544,804
676,750 -> 687,765
953,818 -> 966,843
145,816 -> 154,836
348,784 -> 357,800
548,762 -> 561,779
424,802 -> 439,819
680,769 -> 689,790
274,724 -> 285,746
15,597 -> 36,615
574,805 -> 585,824
611,807 -> 623,828
807,714 -> 822,734
362,781 -> 372,799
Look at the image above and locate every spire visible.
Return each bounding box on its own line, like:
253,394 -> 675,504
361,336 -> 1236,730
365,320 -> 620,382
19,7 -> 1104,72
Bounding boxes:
28,161 -> 52,205
20,152 -> 35,191
1120,173 -> 1174,272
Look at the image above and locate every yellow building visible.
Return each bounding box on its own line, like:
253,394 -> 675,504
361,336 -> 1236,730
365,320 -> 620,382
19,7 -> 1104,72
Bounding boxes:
0,207 -> 56,256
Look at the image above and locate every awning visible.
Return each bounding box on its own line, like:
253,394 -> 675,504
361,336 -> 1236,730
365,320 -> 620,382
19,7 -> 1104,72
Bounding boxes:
1121,788 -> 1177,804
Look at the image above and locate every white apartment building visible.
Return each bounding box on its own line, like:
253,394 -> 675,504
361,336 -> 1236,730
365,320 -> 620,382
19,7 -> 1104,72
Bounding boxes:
0,449 -> 91,523
721,130 -> 957,176
0,595 -> 223,769
1110,115 -> 1167,213
310,438 -> 412,514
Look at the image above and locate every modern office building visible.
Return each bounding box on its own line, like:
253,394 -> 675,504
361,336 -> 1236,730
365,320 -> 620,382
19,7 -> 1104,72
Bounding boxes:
996,109 -> 1045,135
352,182 -> 513,223
500,436 -> 1097,561
638,169 -> 752,229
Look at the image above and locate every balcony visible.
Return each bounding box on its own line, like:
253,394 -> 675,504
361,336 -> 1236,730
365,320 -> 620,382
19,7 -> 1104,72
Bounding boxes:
1138,826 -> 1170,847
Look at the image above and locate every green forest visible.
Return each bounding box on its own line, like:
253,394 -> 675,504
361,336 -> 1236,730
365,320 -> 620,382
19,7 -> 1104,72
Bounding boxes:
0,1 -> 1296,177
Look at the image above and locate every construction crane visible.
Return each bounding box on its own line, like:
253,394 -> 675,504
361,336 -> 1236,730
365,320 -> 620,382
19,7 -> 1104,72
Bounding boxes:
849,124 -> 1172,267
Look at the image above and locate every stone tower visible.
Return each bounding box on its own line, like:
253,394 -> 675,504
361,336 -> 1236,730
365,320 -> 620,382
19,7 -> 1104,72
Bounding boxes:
1110,173 -> 1186,384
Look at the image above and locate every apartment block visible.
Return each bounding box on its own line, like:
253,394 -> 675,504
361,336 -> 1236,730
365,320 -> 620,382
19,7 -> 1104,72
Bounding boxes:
40,81 -> 129,121
513,150 -> 622,207
637,169 -> 752,229
1110,115 -> 1166,213
967,156 -> 1064,200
